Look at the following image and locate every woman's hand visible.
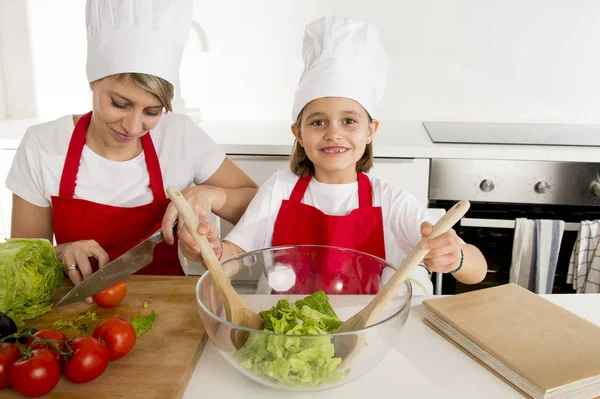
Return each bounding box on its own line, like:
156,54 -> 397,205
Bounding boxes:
419,221 -> 463,274
161,185 -> 226,247
177,221 -> 223,263
55,240 -> 110,303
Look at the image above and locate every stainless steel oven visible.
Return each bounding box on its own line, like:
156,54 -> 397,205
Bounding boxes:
428,159 -> 600,295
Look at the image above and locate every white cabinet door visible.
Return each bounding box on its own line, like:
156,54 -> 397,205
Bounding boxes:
229,155 -> 290,186
218,155 -> 290,237
0,149 -> 16,240
368,158 -> 430,207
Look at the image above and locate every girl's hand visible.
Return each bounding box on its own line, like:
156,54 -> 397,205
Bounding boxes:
178,221 -> 223,263
419,221 -> 462,274
56,240 -> 110,303
161,185 -> 226,246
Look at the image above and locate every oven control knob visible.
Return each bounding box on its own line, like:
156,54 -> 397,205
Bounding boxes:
534,181 -> 551,194
591,181 -> 600,197
479,179 -> 495,192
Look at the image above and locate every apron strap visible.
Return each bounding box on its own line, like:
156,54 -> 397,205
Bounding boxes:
357,172 -> 373,208
141,133 -> 167,201
59,112 -> 91,198
289,173 -> 312,202
58,111 -> 166,201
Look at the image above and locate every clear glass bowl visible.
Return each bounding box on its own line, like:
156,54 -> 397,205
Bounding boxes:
195,245 -> 412,391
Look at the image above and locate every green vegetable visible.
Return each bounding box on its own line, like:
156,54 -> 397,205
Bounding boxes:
233,291 -> 349,388
53,319 -> 78,331
0,239 -> 63,327
132,310 -> 157,337
76,311 -> 97,321
143,301 -> 149,308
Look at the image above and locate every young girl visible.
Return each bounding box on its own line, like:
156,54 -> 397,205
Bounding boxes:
180,15 -> 488,295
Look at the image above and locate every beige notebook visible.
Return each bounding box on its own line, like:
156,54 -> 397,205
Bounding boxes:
422,283 -> 600,399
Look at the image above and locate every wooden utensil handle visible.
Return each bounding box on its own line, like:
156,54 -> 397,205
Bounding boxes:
371,200 -> 470,315
166,187 -> 231,288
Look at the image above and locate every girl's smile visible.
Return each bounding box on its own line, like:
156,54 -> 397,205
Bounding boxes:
292,97 -> 379,184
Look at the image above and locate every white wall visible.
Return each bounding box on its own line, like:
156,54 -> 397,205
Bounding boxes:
0,0 -> 37,119
2,0 -> 600,124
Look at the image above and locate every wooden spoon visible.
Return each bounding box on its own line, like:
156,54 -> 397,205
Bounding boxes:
166,187 -> 264,349
334,200 -> 471,367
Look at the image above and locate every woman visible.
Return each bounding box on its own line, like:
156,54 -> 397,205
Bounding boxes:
6,0 -> 258,293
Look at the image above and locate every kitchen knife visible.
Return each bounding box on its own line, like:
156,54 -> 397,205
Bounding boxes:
56,223 -> 177,307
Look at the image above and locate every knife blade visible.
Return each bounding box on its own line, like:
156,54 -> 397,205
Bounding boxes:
56,223 -> 177,307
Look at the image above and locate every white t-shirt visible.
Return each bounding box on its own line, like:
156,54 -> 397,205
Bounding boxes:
6,113 -> 226,207
6,113 -> 226,276
225,170 -> 438,295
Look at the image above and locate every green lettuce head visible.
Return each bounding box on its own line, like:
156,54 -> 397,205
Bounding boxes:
0,238 -> 63,326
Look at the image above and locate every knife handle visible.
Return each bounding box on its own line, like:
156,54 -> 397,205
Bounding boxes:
166,187 -> 231,287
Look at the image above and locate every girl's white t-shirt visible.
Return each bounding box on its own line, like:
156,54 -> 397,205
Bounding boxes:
6,113 -> 226,207
225,170 -> 439,295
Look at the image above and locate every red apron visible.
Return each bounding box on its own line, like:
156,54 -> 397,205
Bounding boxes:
271,172 -> 386,294
51,111 -> 183,275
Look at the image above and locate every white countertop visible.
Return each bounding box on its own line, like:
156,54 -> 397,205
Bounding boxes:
182,293 -> 600,399
1,118 -> 599,162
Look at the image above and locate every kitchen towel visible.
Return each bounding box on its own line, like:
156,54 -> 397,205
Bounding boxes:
510,218 -> 565,294
567,220 -> 600,293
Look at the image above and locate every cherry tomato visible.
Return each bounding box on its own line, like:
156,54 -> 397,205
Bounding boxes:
93,318 -> 136,360
9,348 -> 61,397
63,336 -> 109,384
92,280 -> 127,308
27,329 -> 69,368
0,343 -> 20,389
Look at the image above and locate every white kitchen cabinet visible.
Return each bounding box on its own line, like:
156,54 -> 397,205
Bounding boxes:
0,149 -> 16,240
367,158 -> 430,207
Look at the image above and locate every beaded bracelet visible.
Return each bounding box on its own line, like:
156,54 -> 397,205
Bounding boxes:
450,248 -> 464,274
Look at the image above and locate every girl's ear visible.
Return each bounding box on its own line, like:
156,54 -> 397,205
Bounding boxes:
291,123 -> 303,147
366,119 -> 380,144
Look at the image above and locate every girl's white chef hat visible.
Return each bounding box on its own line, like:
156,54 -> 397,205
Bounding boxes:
291,15 -> 389,122
85,0 -> 193,84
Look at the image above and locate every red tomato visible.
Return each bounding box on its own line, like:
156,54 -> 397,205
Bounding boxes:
27,329 -> 68,367
63,336 -> 109,384
8,348 -> 61,397
92,280 -> 127,308
93,318 -> 136,361
0,343 -> 20,389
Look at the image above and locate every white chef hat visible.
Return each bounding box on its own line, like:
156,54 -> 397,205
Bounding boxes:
85,0 -> 193,84
291,16 -> 389,122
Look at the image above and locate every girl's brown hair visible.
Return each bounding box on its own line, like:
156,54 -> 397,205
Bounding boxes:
289,109 -> 374,177
109,73 -> 175,112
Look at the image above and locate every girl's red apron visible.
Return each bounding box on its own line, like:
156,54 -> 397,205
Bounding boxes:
271,172 -> 386,294
51,111 -> 183,275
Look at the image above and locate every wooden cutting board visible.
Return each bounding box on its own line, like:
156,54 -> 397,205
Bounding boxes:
4,275 -> 207,399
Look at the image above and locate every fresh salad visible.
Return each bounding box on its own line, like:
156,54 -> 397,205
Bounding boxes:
233,291 -> 349,388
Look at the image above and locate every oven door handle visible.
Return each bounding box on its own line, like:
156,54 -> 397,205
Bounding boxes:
460,217 -> 580,231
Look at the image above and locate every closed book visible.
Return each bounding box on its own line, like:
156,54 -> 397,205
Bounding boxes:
422,283 -> 600,399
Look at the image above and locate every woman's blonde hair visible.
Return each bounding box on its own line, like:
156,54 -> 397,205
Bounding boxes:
110,73 -> 175,112
289,109 -> 374,177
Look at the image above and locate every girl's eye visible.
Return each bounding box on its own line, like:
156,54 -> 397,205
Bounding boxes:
310,120 -> 325,126
343,118 -> 356,124
111,100 -> 128,109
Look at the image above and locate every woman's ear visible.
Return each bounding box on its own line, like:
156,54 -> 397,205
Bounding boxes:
291,123 -> 303,147
366,119 -> 380,144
